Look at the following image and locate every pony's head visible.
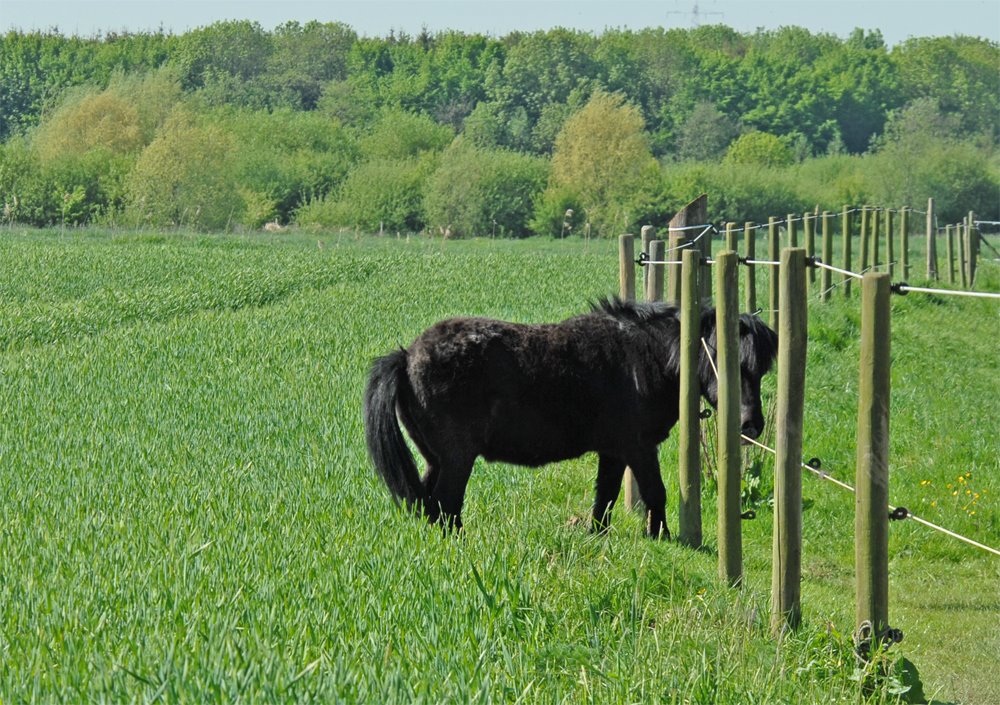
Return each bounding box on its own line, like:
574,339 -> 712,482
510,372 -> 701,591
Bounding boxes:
698,312 -> 778,440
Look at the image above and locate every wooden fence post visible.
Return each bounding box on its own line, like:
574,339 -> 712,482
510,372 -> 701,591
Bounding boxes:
646,239 -> 665,302
641,225 -> 655,295
725,222 -> 738,251
926,198 -> 938,280
860,207 -> 871,274
700,227 -> 714,308
946,225 -> 955,284
967,211 -> 978,289
872,207 -> 881,272
885,209 -> 895,278
900,207 -> 910,281
842,205 -> 853,297
716,250 -> 742,587
768,216 -> 779,325
804,212 -> 816,285
678,248 -> 702,548
855,272 -> 891,649
619,234 -> 641,510
958,221 -> 968,288
787,213 -> 798,248
771,247 -> 807,635
744,221 -> 756,314
666,234 -> 686,305
821,211 -> 832,302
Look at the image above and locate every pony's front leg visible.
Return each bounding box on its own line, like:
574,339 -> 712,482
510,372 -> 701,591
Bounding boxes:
592,454 -> 626,534
627,447 -> 670,540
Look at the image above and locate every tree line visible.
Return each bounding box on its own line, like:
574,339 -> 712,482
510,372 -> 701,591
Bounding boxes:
1,21 -> 997,233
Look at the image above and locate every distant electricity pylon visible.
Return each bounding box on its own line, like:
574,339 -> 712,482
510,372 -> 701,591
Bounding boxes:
666,2 -> 724,27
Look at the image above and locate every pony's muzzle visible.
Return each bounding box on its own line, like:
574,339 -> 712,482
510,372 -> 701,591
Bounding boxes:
740,421 -> 762,442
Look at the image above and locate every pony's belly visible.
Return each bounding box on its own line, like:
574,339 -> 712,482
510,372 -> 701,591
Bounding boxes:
480,422 -> 592,467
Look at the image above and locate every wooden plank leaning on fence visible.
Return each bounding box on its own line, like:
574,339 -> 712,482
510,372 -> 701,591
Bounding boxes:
771,247 -> 807,635
667,194 -> 707,306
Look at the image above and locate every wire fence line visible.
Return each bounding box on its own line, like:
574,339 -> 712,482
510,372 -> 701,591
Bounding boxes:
698,337 -> 1000,559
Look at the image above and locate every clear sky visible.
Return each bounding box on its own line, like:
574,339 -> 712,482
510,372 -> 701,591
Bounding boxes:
2,0 -> 998,45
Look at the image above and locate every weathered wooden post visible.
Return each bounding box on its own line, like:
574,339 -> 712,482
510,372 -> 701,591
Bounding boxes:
885,209 -> 895,278
768,216 -> 779,325
804,212 -> 816,285
716,250 -> 742,587
821,211 -> 832,302
668,194 -> 707,305
966,211 -> 978,289
646,239 -> 666,302
958,221 -> 968,288
786,213 -> 798,248
725,222 -> 738,251
619,234 -> 641,510
872,207 -> 881,272
771,247 -> 807,635
900,207 -> 910,280
946,225 -> 955,284
641,225 -> 655,295
855,271 -> 891,651
926,198 -> 938,280
859,207 -> 871,274
842,205 -> 853,297
678,248 -> 702,548
744,221 -> 756,314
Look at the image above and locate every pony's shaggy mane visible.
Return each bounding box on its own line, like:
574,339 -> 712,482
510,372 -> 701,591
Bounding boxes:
590,296 -> 680,325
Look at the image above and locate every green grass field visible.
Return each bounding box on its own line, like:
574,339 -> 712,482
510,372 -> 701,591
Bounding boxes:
0,228 -> 997,703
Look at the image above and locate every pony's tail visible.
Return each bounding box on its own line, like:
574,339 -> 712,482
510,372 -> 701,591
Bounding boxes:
363,348 -> 426,512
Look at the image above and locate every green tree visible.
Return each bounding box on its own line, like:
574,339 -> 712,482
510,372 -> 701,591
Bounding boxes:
359,109 -> 453,160
548,90 -> 654,235
125,109 -> 244,229
674,101 -> 740,162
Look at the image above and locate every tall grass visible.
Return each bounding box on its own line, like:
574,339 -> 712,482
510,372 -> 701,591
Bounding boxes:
0,229 -> 995,703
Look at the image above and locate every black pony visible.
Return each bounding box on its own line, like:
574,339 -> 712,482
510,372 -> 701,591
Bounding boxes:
364,297 -> 778,538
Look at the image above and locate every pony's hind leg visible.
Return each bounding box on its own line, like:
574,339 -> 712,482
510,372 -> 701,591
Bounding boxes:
428,455 -> 476,533
627,447 -> 670,540
592,454 -> 627,534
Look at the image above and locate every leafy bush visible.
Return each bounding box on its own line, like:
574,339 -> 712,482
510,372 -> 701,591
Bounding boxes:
296,156 -> 434,232
724,131 -> 794,167
124,109 -> 245,230
529,186 -> 586,238
424,140 -> 548,238
214,108 -> 359,223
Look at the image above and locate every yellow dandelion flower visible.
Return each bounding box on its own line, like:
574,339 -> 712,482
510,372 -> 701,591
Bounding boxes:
930,501 -> 937,508
952,491 -> 958,496
965,471 -> 972,478
970,511 -> 976,515
974,493 -> 980,499
966,490 -> 972,495
947,483 -> 953,489
958,476 -> 965,484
